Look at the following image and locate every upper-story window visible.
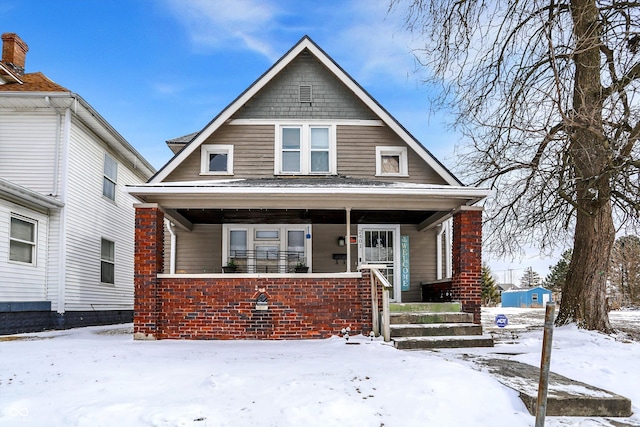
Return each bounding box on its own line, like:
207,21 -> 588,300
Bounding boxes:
103,153 -> 118,201
376,146 -> 408,177
275,124 -> 335,175
9,214 -> 37,265
201,144 -> 234,175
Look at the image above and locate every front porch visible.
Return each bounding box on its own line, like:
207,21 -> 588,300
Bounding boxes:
133,205 -> 484,340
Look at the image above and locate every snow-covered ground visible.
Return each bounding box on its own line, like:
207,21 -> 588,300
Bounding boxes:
1,308 -> 639,427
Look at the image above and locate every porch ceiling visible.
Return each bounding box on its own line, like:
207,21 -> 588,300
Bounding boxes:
174,208 -> 437,225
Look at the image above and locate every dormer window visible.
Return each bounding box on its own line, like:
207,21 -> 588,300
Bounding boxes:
376,146 -> 408,177
275,124 -> 335,175
201,145 -> 234,175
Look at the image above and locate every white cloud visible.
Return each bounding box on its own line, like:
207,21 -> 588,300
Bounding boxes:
164,0 -> 282,60
163,0 -> 422,84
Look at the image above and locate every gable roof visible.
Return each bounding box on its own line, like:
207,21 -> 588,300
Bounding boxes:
150,36 -> 462,186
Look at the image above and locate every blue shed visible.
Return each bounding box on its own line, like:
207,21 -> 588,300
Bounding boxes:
501,286 -> 552,308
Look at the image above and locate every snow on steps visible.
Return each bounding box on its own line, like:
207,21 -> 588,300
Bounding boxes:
389,302 -> 494,350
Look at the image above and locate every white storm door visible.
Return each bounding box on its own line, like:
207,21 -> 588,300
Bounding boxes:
358,225 -> 401,302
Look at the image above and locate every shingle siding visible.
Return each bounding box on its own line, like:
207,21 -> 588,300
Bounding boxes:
234,50 -> 377,121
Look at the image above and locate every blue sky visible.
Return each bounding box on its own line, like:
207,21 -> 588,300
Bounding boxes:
3,0 -> 457,170
2,0 -> 557,280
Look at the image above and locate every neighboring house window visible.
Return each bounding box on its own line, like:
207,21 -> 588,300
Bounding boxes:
101,238 -> 115,284
376,146 -> 408,176
276,124 -> 335,175
103,154 -> 118,201
201,144 -> 234,175
9,215 -> 36,264
531,293 -> 539,302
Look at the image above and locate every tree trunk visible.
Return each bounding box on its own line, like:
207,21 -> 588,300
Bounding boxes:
556,203 -> 614,332
555,0 -> 614,332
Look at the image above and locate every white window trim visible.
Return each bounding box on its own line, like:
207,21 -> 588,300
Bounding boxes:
9,214 -> 37,266
200,144 -> 234,175
222,224 -> 312,271
274,123 -> 336,175
376,146 -> 408,177
101,238 -> 115,285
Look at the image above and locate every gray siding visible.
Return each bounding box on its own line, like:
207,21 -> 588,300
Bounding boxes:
173,224 -> 222,274
311,224 -> 358,273
166,125 -> 275,182
234,50 -> 377,121
400,225 -> 439,302
166,124 -> 446,184
337,126 -> 449,185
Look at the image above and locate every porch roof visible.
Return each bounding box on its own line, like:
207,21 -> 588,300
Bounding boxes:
127,177 -> 489,208
128,177 -> 489,230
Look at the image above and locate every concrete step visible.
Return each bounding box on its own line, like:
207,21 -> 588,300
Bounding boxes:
393,335 -> 494,350
390,323 -> 483,338
389,302 -> 461,313
389,311 -> 473,325
476,358 -> 632,417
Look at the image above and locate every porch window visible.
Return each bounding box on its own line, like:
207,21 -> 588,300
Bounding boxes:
276,124 -> 335,175
223,224 -> 310,273
101,238 -> 115,284
376,146 -> 408,176
103,153 -> 118,201
9,215 -> 36,265
201,145 -> 234,175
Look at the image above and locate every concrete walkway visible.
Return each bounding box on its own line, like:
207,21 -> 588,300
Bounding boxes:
472,357 -> 633,419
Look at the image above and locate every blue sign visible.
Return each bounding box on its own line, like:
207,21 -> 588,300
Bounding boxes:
400,236 -> 410,291
495,314 -> 509,328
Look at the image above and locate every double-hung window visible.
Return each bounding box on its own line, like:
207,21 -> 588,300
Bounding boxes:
9,215 -> 36,264
103,154 -> 118,201
101,238 -> 115,284
276,124 -> 335,175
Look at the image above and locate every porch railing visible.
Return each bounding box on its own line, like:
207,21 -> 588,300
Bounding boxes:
227,250 -> 306,274
360,264 -> 393,342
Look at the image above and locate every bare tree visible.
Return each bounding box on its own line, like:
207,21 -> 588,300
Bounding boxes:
610,235 -> 640,305
392,0 -> 640,332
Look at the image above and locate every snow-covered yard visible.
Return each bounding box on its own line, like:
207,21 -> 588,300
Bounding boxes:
1,308 -> 639,427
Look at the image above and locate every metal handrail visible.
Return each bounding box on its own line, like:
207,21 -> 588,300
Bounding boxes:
227,250 -> 306,274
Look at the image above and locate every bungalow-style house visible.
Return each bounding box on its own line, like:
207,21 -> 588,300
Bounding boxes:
0,33 -> 155,334
501,286 -> 553,308
128,36 -> 490,341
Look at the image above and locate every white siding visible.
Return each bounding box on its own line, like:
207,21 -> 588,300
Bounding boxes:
0,110 -> 62,195
62,118 -> 140,311
0,200 -> 49,302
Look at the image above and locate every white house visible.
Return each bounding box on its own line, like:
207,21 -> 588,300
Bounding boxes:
0,33 -> 155,333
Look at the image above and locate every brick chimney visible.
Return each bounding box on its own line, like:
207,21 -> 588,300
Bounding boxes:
2,33 -> 29,76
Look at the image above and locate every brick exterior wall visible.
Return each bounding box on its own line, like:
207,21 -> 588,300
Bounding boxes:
152,276 -> 373,340
133,205 -> 375,340
451,208 -> 483,324
133,206 -> 164,339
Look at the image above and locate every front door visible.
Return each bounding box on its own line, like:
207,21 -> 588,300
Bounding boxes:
358,225 -> 401,302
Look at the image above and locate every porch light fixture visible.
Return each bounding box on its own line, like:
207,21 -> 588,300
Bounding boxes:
337,236 -> 345,246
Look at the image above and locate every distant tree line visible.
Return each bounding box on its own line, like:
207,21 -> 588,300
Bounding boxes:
544,236 -> 640,308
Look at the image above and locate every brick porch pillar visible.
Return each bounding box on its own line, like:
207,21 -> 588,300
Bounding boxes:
451,206 -> 483,324
133,204 -> 164,340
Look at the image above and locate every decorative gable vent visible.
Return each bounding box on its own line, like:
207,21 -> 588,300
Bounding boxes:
299,85 -> 312,103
